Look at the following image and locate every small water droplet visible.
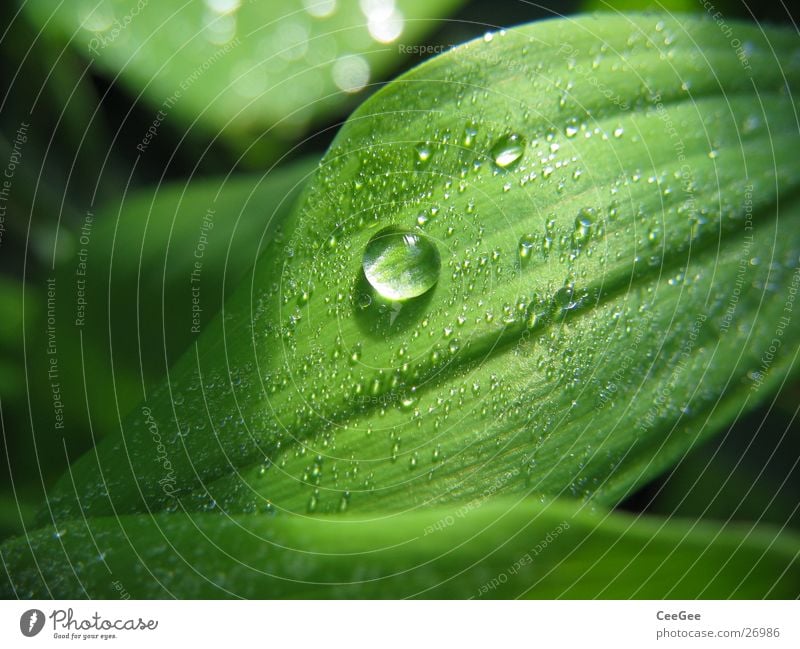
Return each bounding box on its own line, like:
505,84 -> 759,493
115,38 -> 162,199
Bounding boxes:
362,226 -> 441,300
399,393 -> 418,410
463,122 -> 478,147
554,285 -> 577,310
415,142 -> 433,164
298,286 -> 313,305
490,133 -> 525,169
518,233 -> 536,261
574,208 -> 595,240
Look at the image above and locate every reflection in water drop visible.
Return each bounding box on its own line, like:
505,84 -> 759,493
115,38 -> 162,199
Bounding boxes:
415,142 -> 433,164
362,226 -> 441,300
490,133 -> 525,169
574,208 -> 594,240
463,122 -> 478,147
518,233 -> 536,261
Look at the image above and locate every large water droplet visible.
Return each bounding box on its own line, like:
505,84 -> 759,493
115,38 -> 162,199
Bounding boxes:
362,226 -> 441,300
490,133 -> 525,168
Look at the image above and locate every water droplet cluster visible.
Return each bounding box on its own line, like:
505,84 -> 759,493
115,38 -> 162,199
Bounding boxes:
53,15 -> 800,524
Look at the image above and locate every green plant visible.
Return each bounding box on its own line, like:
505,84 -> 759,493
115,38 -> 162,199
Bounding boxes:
21,0 -> 463,159
2,12 -> 799,598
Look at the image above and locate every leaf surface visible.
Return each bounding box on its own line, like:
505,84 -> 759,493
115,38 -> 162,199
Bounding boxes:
38,15 -> 800,531
5,499 -> 799,598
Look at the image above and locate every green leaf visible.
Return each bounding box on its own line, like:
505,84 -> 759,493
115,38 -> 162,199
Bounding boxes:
4,499 -> 799,598
0,492 -> 37,542
84,156 -> 319,379
16,159 -> 315,500
23,0 -> 463,146
647,408 -> 800,529
0,3 -> 116,214
42,15 -> 800,527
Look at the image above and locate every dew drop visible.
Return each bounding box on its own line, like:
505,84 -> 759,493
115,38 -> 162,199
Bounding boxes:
554,285 -> 576,309
399,394 -> 418,411
298,286 -> 313,305
463,123 -> 478,147
415,142 -> 433,164
362,226 -> 441,300
490,133 -> 525,169
574,208 -> 595,240
518,233 -> 536,261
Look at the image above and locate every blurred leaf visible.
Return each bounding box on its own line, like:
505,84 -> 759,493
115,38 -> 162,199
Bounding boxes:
0,3 -> 116,221
645,407 -> 800,529
0,277 -> 41,500
0,492 -> 37,542
37,15 -> 800,527
15,159 -> 315,505
3,498 -> 798,597
0,276 -> 28,359
22,0 -> 463,152
85,155 -> 319,379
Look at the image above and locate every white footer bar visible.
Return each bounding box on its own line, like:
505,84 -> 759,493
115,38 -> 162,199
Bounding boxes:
1,600 -> 797,648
